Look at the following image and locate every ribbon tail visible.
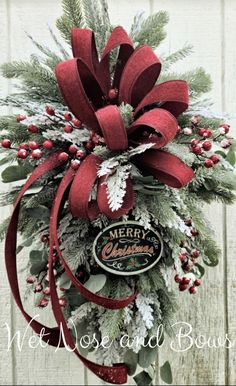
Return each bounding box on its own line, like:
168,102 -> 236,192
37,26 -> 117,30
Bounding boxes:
133,149 -> 195,188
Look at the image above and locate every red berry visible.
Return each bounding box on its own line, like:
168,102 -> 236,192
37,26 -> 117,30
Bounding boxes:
219,123 -> 230,134
72,119 -> 81,127
191,139 -> 200,148
182,262 -> 193,272
28,124 -> 39,133
199,128 -> 206,136
76,150 -> 86,159
43,140 -> 53,149
38,298 -> 49,308
202,140 -> 212,151
17,149 -> 28,159
206,129 -> 213,138
108,88 -> 118,100
189,286 -> 197,294
58,152 -> 69,162
64,112 -> 72,121
59,298 -> 67,307
85,141 -> 95,150
43,287 -> 50,296
16,114 -> 26,122
191,249 -> 200,258
64,124 -> 73,133
40,234 -> 49,243
185,218 -> 192,226
26,276 -> 35,284
29,141 -> 39,150
174,274 -> 182,283
191,116 -> 200,125
20,143 -> 29,150
46,106 -> 55,116
69,144 -> 78,154
191,228 -> 199,236
181,277 -> 191,285
32,149 -> 42,159
204,159 -> 214,168
179,283 -> 189,291
34,284 -> 43,293
210,154 -> 220,164
193,145 -> 202,155
179,254 -> 187,262
1,139 -> 11,148
71,160 -> 80,170
194,279 -> 201,286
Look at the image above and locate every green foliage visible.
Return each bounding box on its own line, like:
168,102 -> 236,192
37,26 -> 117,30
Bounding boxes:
1,164 -> 32,183
162,45 -> 193,71
160,361 -> 173,384
134,370 -> 153,385
56,0 -> 82,44
124,350 -> 138,376
0,216 -> 10,241
131,11 -> 169,49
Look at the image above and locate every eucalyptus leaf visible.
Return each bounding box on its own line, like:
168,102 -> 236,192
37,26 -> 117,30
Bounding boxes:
29,250 -> 46,274
226,149 -> 236,166
202,254 -> 219,267
215,150 -> 226,158
58,271 -> 72,290
84,274 -> 107,293
138,346 -> 158,368
66,287 -> 86,307
134,370 -> 152,385
124,349 -> 138,376
194,263 -> 205,278
25,205 -> 50,221
1,165 -> 29,182
160,361 -> 173,384
23,186 -> 43,196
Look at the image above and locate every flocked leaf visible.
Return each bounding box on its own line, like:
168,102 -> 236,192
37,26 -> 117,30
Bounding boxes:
160,361 -> 173,384
84,274 -> 107,293
124,349 -> 138,376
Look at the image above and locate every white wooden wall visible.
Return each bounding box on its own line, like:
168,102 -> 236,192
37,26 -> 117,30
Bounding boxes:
0,0 -> 236,385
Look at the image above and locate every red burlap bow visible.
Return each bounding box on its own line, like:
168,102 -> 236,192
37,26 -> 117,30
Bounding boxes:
55,26 -> 195,220
5,27 -> 195,385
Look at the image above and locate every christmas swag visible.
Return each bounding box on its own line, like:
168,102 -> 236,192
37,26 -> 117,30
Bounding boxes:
1,1 -> 236,385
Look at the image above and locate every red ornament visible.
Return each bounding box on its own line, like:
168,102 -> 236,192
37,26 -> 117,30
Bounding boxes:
174,274 -> 182,283
46,106 -> 55,116
69,144 -> 78,154
64,124 -> 73,133
204,159 -> 214,168
64,112 -> 73,121
72,118 -> 81,127
58,152 -> 69,162
28,124 -> 39,133
108,88 -> 118,100
29,141 -> 39,150
71,160 -> 80,170
38,298 -> 49,308
32,149 -> 42,159
210,154 -> 220,164
189,286 -> 197,294
1,139 -> 11,148
76,149 -> 86,159
16,114 -> 26,122
193,145 -> 202,155
194,279 -> 201,286
43,140 -> 54,149
17,149 -> 28,159
202,140 -> 212,151
26,276 -> 35,284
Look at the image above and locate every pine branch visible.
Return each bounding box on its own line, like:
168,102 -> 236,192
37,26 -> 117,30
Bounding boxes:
162,44 -> 193,71
56,0 -> 82,44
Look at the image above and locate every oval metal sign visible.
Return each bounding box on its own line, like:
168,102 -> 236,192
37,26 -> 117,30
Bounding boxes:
92,221 -> 163,276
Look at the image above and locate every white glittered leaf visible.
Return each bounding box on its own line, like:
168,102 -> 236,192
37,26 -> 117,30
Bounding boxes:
106,164 -> 131,211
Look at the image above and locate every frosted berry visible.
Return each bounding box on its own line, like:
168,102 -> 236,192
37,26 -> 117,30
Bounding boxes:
58,152 -> 69,162
46,106 -> 55,116
191,228 -> 199,236
204,159 -> 214,168
191,116 -> 200,125
191,139 -> 200,148
202,140 -> 212,151
64,112 -> 72,121
179,283 -> 189,291
38,298 -> 49,308
194,279 -> 201,286
193,145 -> 202,155
20,143 -> 29,150
179,254 -> 187,263
191,249 -> 200,258
182,261 -> 193,272
185,218 -> 192,226
69,144 -> 78,154
174,274 -> 182,283
108,88 -> 118,100
16,114 -> 26,122
210,154 -> 220,164
85,141 -> 95,150
26,276 -> 35,284
189,286 -> 197,294
29,141 -> 39,150
43,140 -> 53,149
32,149 -> 42,159
220,138 -> 231,148
73,119 -> 81,127
28,124 -> 39,133
199,128 -> 206,136
181,277 -> 191,285
1,139 -> 11,148
43,287 -> 50,296
34,283 -> 43,293
71,160 -> 80,170
206,129 -> 213,138
183,127 -> 192,135
59,298 -> 67,307
40,234 -> 49,243
17,149 -> 28,159
76,149 -> 86,159
219,123 -> 230,134
64,124 -> 73,133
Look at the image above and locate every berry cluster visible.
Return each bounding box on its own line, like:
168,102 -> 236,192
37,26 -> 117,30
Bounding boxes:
174,274 -> 201,294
